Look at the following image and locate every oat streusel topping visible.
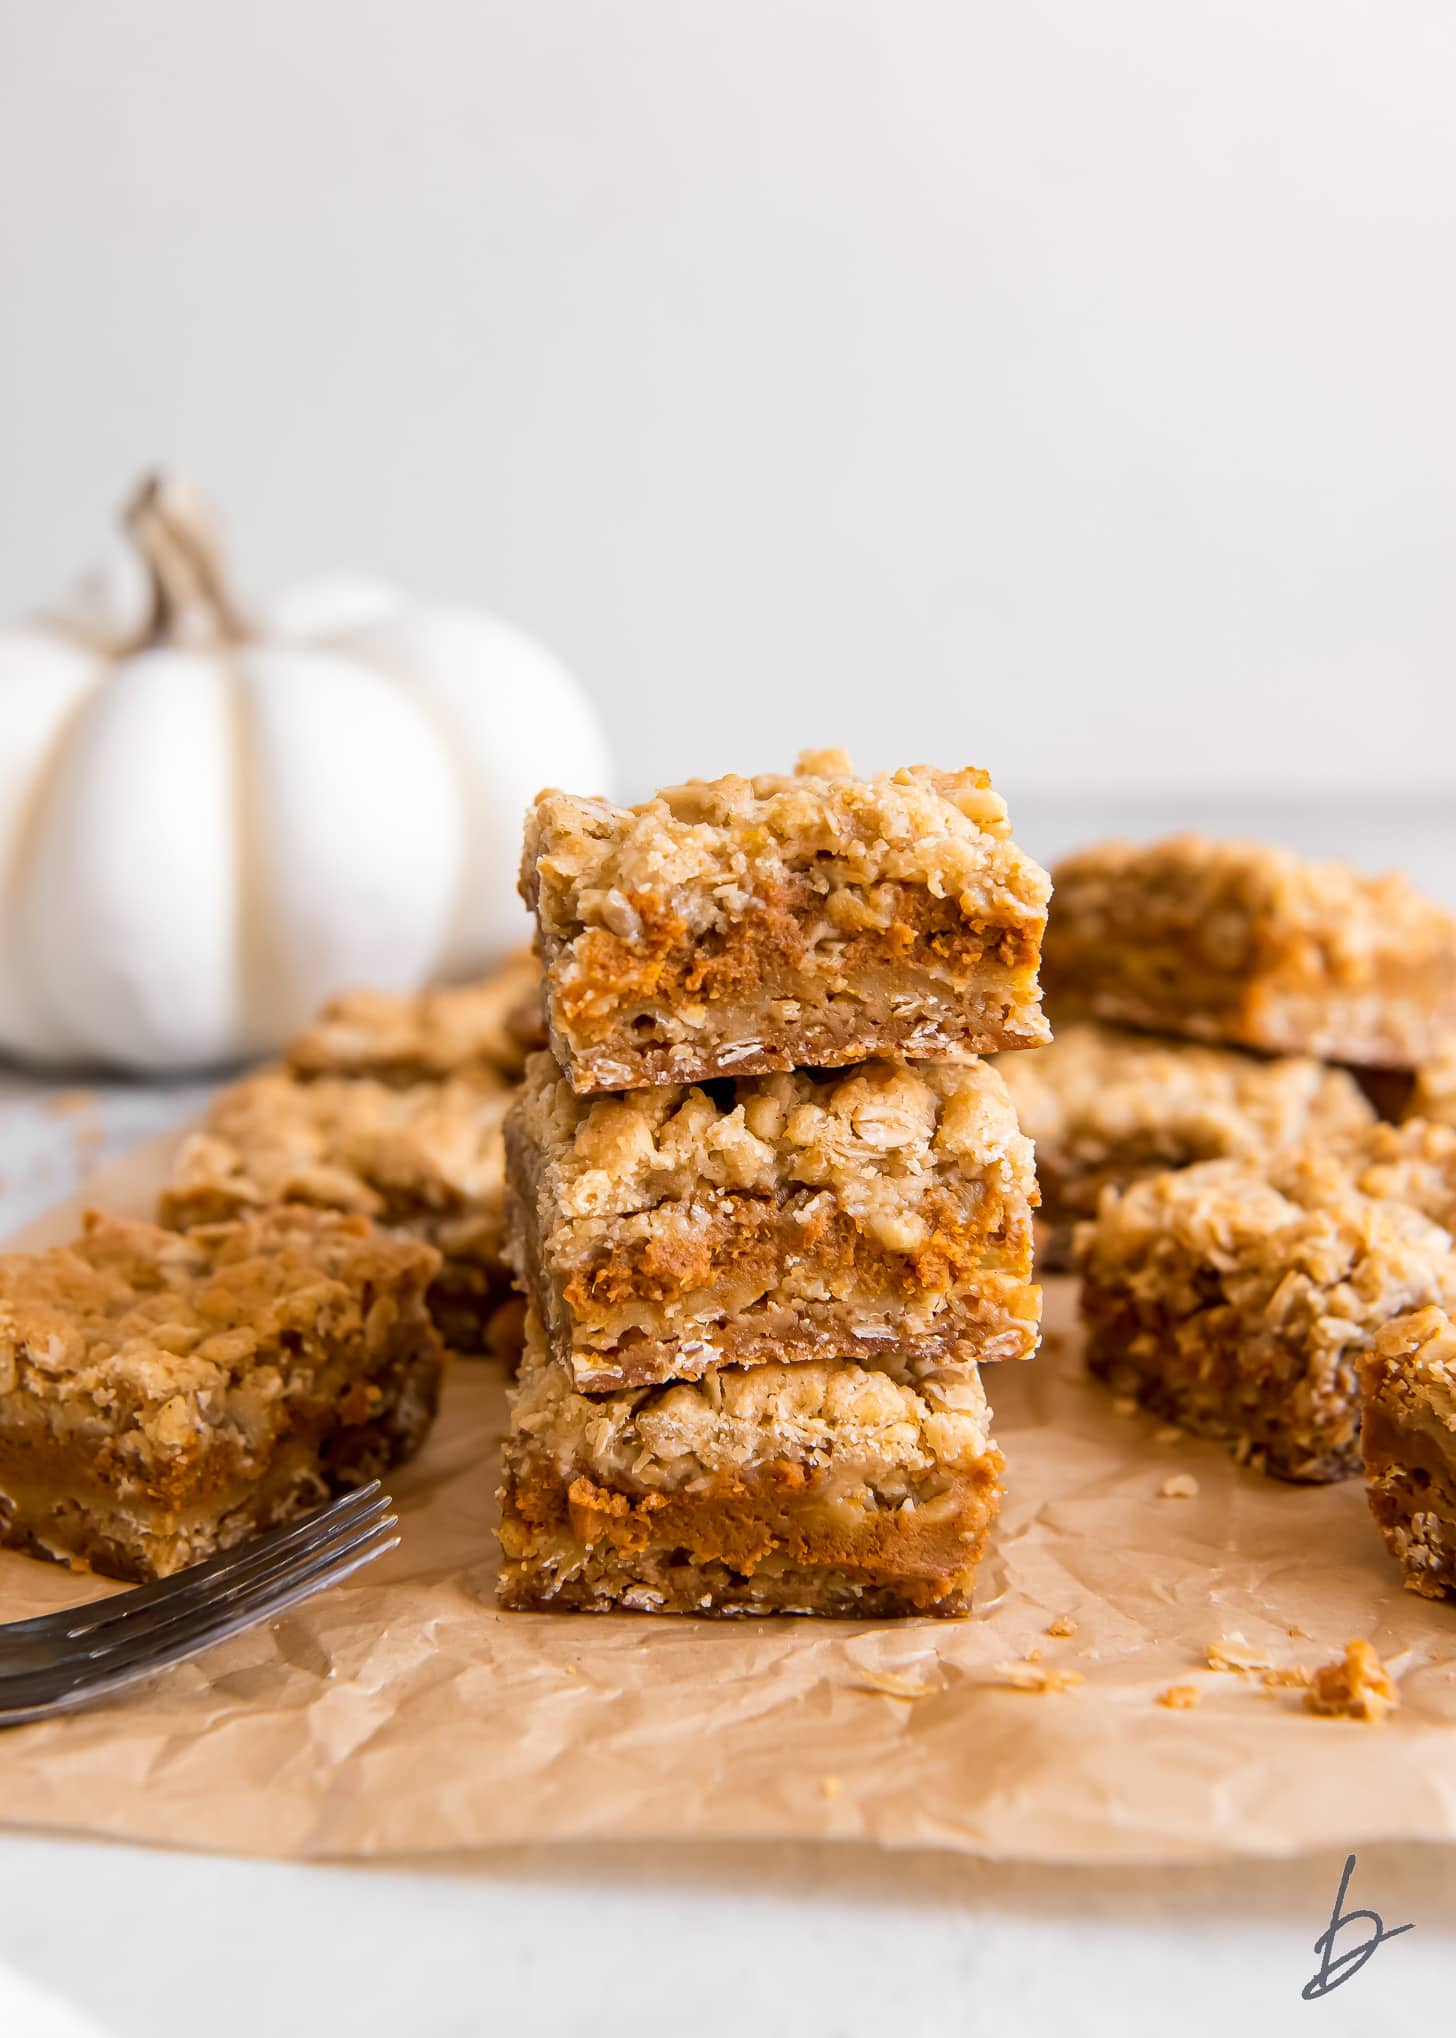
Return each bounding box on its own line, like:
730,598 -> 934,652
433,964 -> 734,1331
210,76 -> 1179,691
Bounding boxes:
524,753 -> 1050,946
1045,834 -> 1456,1065
0,1207 -> 441,1453
1077,1146 -> 1456,1480
514,1049 -> 1034,1247
286,949 -> 542,1084
507,1306 -> 994,1497
998,1020 -> 1373,1224
163,1068 -> 513,1251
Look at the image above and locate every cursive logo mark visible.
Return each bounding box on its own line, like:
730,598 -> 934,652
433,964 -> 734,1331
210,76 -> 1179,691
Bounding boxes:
1302,1853 -> 1413,2000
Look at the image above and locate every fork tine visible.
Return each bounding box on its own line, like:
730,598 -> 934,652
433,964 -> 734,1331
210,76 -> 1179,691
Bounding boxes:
0,1525 -> 401,1727
16,1495 -> 398,1674
1,1483 -> 387,1643
0,1519 -> 400,1718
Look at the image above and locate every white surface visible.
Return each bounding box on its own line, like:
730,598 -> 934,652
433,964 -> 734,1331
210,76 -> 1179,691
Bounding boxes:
3,1 -> 1456,798
0,1832 -> 1450,2035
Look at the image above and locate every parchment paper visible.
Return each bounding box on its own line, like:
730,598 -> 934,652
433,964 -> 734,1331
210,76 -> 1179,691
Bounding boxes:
5,1134 -> 1456,1866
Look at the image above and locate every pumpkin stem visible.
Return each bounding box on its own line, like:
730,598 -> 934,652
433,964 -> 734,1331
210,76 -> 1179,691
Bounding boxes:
123,473 -> 251,648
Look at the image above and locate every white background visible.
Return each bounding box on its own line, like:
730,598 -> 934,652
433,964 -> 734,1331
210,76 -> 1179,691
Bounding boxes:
4,11 -> 1456,2032
3,1 -> 1455,802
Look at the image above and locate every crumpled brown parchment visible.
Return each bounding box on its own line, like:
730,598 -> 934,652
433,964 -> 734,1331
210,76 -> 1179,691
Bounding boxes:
3,1132 -> 1456,1865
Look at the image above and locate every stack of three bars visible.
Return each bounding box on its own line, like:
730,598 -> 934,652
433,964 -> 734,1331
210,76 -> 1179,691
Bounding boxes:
496,751 -> 1051,1617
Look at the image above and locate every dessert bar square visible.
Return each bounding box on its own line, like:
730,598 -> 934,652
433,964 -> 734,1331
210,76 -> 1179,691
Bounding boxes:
998,1021 -> 1374,1265
1076,1146 -> 1456,1481
161,1069 -> 517,1355
505,1051 -> 1041,1391
496,1306 -> 1003,1616
1362,1306 -> 1456,1600
1043,835 -> 1456,1068
0,1207 -> 443,1581
286,948 -> 543,1086
520,749 -> 1050,1094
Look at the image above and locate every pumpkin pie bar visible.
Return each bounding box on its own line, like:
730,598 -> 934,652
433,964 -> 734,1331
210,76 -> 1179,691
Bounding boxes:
161,1068 -> 517,1354
497,1305 -> 1003,1616
286,948 -> 543,1085
0,1207 -> 443,1582
998,1021 -> 1374,1264
1077,1143 -> 1456,1481
1362,1305 -> 1456,1599
1044,835 -> 1456,1068
505,1050 -> 1040,1391
520,749 -> 1051,1094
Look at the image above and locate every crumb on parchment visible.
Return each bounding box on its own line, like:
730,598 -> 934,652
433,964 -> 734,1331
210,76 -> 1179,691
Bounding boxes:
1304,1639 -> 1400,1723
819,1775 -> 842,1800
997,1660 -> 1084,1694
1261,1665 -> 1310,1690
1154,1425 -> 1185,1445
1045,1614 -> 1076,1638
1206,1634 -> 1273,1674
1157,1684 -> 1201,1710
1111,1396 -> 1139,1418
1160,1474 -> 1199,1499
854,1668 -> 943,1702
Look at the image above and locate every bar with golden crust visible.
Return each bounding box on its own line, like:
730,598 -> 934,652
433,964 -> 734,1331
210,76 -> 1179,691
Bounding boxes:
505,1050 -> 1040,1392
520,749 -> 1050,1095
0,1207 -> 443,1582
497,1305 -> 1003,1617
1044,834 -> 1456,1068
1077,1144 -> 1456,1482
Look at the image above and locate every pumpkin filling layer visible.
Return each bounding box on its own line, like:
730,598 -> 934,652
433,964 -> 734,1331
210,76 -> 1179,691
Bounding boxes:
498,1307 -> 1003,1617
505,1052 -> 1040,1391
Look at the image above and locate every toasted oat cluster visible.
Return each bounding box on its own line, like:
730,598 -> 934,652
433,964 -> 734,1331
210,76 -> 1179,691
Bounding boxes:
1076,1146 -> 1456,1481
0,1207 -> 444,1581
521,749 -> 1051,1093
1409,1051 -> 1456,1127
997,1021 -> 1373,1260
1044,835 -> 1456,1067
505,1049 -> 1040,1390
497,1305 -> 1003,1616
161,1068 -> 517,1353
1362,1305 -> 1456,1600
286,949 -> 543,1085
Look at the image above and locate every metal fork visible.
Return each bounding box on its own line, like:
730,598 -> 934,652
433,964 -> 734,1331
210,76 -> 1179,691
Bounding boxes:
0,1482 -> 398,1727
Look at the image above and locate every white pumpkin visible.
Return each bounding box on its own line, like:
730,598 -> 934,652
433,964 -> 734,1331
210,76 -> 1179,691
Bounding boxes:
0,476 -> 611,1072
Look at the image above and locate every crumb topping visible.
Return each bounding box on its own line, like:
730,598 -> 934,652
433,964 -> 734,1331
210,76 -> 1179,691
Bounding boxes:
507,1306 -> 993,1495
522,754 -> 1050,944
164,1069 -> 512,1262
0,1207 -> 440,1442
286,950 -> 541,1083
998,1021 -> 1373,1219
511,1048 -> 1034,1239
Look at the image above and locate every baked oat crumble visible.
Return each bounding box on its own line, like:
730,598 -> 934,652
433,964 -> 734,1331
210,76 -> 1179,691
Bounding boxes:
0,1206 -> 443,1581
1045,834 -> 1456,1067
521,751 -> 1051,1093
506,1048 -> 1040,1390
